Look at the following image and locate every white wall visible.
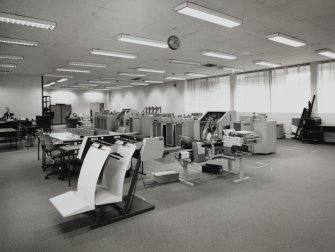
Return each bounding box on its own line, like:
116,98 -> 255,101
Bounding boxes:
44,90 -> 107,115
109,81 -> 185,114
0,74 -> 42,119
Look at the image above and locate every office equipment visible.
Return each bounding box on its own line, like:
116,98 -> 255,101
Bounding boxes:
276,124 -> 285,139
50,104 -> 71,125
317,124 -> 335,143
36,115 -> 52,132
152,170 -> 179,184
301,117 -> 322,143
51,135 -> 164,229
0,128 -> 17,149
199,111 -> 236,140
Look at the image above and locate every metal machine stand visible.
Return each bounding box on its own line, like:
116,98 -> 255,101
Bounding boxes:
90,154 -> 155,229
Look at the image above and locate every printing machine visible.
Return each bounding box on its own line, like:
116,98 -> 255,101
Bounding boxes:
199,111 -> 236,140
115,109 -> 139,133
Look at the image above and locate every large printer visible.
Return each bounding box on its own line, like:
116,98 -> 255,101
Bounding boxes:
234,114 -> 276,154
115,109 -> 140,133
93,112 -> 118,131
199,111 -> 236,140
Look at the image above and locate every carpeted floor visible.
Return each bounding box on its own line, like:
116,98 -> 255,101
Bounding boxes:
0,138 -> 335,252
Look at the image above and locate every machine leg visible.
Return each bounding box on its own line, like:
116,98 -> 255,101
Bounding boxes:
233,156 -> 250,183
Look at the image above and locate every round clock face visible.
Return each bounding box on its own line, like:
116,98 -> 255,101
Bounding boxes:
167,35 -> 180,50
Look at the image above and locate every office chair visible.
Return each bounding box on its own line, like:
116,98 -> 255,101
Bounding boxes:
41,133 -> 64,179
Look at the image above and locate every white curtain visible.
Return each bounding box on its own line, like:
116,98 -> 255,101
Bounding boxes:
235,71 -> 270,112
317,62 -> 335,113
185,76 -> 230,112
271,65 -> 311,113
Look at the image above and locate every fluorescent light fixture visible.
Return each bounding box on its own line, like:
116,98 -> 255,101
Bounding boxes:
175,2 -> 242,28
0,63 -> 16,68
77,83 -> 98,87
144,80 -> 164,84
164,76 -> 186,81
129,82 -> 149,86
0,55 -> 23,60
56,78 -> 68,83
116,34 -> 168,48
202,50 -> 237,60
100,77 -> 118,80
254,60 -> 281,68
0,37 -> 38,47
56,68 -> 91,73
69,85 -> 89,88
0,12 -> 56,30
69,61 -> 106,68
43,73 -> 74,78
315,49 -> 335,59
89,49 -> 137,59
43,81 -> 55,87
119,72 -> 145,77
96,88 -> 110,91
167,59 -> 201,66
105,87 -> 122,89
186,72 -> 209,77
223,67 -> 243,72
88,80 -> 111,84
136,67 -> 166,73
0,70 -> 10,74
117,85 -> 133,88
266,33 -> 306,47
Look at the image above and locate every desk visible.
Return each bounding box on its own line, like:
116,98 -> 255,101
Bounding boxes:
59,145 -> 81,186
49,132 -> 82,144
317,124 -> 335,143
0,128 -> 18,149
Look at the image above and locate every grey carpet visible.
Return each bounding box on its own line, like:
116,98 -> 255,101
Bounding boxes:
0,139 -> 335,252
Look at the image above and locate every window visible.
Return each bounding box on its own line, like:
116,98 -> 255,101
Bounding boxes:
185,76 -> 230,112
317,62 -> 335,113
271,65 -> 311,113
235,71 -> 270,112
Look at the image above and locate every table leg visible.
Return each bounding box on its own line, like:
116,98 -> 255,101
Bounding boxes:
179,161 -> 194,186
233,156 -> 250,183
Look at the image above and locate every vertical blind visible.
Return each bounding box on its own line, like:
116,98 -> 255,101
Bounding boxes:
235,71 -> 270,112
185,76 -> 230,112
271,65 -> 311,113
317,62 -> 335,113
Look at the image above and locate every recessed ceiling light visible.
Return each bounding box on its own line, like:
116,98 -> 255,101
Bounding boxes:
266,33 -> 306,47
254,60 -> 281,68
89,49 -> 137,59
69,61 -> 107,68
119,72 -> 145,77
0,37 -> 38,47
202,50 -> 237,60
56,78 -> 68,83
315,49 -> 335,59
186,72 -> 209,77
105,87 -> 122,89
77,83 -> 98,87
56,68 -> 91,73
0,55 -> 23,60
175,2 -> 242,28
0,63 -> 16,68
129,82 -> 149,86
88,80 -> 111,84
116,34 -> 168,48
43,73 -> 74,78
144,80 -> 164,84
0,12 -> 56,30
167,59 -> 201,66
136,67 -> 166,73
164,76 -> 186,80
223,67 -> 243,72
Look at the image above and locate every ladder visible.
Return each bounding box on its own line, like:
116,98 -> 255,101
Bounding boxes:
294,95 -> 316,139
